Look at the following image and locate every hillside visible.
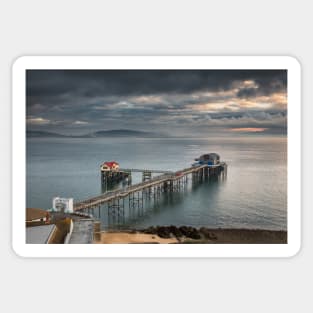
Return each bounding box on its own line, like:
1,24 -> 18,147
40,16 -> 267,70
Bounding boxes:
26,130 -> 67,138
27,129 -> 161,138
88,129 -> 156,137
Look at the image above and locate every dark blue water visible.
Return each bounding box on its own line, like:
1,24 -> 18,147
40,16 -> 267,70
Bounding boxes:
26,136 -> 287,230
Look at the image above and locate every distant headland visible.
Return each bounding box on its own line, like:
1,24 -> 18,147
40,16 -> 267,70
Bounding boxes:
27,129 -> 163,138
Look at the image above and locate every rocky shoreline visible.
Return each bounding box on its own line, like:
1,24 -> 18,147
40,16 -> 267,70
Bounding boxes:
109,226 -> 288,244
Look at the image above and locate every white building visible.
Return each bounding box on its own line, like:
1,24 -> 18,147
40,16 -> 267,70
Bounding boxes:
52,197 -> 74,213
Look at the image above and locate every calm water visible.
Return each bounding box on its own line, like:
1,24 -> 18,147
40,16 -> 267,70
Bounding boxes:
26,136 -> 287,230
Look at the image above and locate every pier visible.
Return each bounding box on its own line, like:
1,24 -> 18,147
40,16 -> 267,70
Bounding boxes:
74,162 -> 227,215
100,166 -> 173,187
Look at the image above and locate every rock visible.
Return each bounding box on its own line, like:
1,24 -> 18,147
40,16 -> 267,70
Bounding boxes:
143,226 -> 157,234
156,226 -> 171,238
167,225 -> 181,238
173,228 -> 183,238
189,228 -> 201,240
142,225 -> 205,240
178,226 -> 201,239
179,226 -> 189,236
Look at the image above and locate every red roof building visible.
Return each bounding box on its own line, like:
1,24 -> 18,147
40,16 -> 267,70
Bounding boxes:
101,161 -> 120,171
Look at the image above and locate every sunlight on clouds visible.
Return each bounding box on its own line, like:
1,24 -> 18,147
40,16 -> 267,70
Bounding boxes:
237,93 -> 287,109
190,102 -> 240,112
232,79 -> 259,89
236,98 -> 272,109
271,93 -> 287,109
189,91 -> 287,112
242,80 -> 259,89
27,117 -> 50,125
73,121 -> 88,125
230,127 -> 268,132
129,95 -> 163,104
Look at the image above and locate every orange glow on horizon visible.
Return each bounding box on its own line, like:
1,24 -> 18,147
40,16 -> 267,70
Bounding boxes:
230,127 -> 267,133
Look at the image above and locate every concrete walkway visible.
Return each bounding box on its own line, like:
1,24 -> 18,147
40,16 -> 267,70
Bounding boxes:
68,219 -> 94,244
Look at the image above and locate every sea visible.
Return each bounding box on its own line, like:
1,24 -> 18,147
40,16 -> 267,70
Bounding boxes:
26,136 -> 287,231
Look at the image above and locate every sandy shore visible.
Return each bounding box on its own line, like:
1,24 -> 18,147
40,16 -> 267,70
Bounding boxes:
95,232 -> 178,244
94,226 -> 287,244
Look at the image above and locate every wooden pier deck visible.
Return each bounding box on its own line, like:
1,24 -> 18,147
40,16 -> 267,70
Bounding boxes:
74,163 -> 227,212
119,168 -> 173,174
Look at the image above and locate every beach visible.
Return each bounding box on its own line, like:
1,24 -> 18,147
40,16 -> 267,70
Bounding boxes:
94,226 -> 287,244
95,232 -> 178,244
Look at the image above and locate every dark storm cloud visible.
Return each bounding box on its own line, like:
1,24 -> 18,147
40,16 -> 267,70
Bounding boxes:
27,69 -> 286,99
237,88 -> 258,98
236,77 -> 286,99
26,69 -> 287,135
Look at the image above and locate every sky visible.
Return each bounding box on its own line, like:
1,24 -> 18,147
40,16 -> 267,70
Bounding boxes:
26,69 -> 287,136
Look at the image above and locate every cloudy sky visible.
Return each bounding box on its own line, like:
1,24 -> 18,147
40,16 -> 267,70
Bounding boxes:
26,69 -> 287,136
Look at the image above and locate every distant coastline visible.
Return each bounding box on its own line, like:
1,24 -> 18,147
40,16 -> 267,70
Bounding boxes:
27,129 -> 287,139
27,129 -> 163,138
